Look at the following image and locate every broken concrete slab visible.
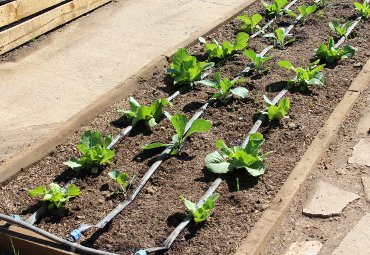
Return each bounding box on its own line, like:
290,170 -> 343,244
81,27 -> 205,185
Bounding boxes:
361,175 -> 370,202
284,241 -> 322,255
348,138 -> 370,167
332,213 -> 370,255
303,180 -> 360,218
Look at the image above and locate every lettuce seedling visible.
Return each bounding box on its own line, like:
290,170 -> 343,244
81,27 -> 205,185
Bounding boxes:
285,5 -> 317,23
179,193 -> 219,224
260,96 -> 290,121
108,170 -> 136,194
167,48 -> 214,85
199,32 -> 249,62
278,60 -> 325,90
196,72 -> 248,104
243,49 -> 273,73
264,28 -> 295,49
205,132 -> 268,176
117,97 -> 170,128
237,13 -> 263,34
143,113 -> 212,155
315,37 -> 355,64
329,21 -> 354,37
64,131 -> 115,173
354,1 -> 370,19
315,0 -> 327,8
28,183 -> 80,209
261,0 -> 288,18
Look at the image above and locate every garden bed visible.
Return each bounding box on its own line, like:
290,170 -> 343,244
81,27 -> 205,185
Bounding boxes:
1,0 -> 370,254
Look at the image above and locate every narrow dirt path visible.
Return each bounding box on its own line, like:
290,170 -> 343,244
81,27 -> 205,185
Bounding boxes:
262,86 -> 370,254
0,0 -> 246,163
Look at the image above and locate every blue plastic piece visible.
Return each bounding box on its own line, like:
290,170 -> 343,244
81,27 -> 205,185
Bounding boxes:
70,229 -> 82,241
11,214 -> 21,221
135,250 -> 147,255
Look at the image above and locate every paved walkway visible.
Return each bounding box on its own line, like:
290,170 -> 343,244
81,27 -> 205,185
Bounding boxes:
0,0 -> 246,163
262,88 -> 370,254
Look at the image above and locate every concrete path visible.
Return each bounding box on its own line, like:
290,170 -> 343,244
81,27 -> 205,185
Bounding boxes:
261,87 -> 370,255
0,0 -> 246,163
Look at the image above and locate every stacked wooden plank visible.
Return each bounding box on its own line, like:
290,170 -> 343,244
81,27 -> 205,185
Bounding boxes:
0,0 -> 111,55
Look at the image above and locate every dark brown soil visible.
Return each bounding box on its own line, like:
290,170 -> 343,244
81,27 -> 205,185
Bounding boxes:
1,0 -> 370,254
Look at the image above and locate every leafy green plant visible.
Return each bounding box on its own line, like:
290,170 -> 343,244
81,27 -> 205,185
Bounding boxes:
264,28 -> 295,48
205,132 -> 268,176
179,193 -> 219,224
243,49 -> 273,73
278,60 -> 325,89
329,21 -> 354,37
167,48 -> 214,85
143,113 -> 212,155
285,5 -> 317,23
315,0 -> 327,8
196,72 -> 248,104
117,97 -> 170,128
354,1 -> 370,19
315,37 -> 355,64
64,131 -> 115,173
28,183 -> 80,209
237,13 -> 263,34
261,0 -> 287,18
199,32 -> 249,62
260,96 -> 290,121
108,170 -> 136,194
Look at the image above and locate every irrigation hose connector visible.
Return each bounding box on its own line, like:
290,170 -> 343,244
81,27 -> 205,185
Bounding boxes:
135,250 -> 147,255
11,214 -> 22,221
69,229 -> 82,242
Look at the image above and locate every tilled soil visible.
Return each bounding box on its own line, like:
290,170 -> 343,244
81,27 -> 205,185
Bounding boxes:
1,0 -> 370,254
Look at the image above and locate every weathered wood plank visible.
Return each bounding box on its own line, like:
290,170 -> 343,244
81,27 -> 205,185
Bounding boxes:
0,0 -> 111,55
0,0 -> 68,27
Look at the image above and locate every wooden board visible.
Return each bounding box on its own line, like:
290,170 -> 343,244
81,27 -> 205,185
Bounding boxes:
0,0 -> 68,27
0,0 -> 111,55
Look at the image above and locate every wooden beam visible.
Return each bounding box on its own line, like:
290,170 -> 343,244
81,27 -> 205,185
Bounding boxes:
0,0 -> 68,27
0,0 -> 111,55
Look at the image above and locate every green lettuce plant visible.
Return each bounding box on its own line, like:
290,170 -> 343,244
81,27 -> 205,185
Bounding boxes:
264,28 -> 295,48
329,21 -> 354,37
315,37 -> 355,64
64,131 -> 115,173
354,1 -> 370,19
237,13 -> 263,34
179,193 -> 219,224
205,132 -> 268,177
243,49 -> 273,73
285,4 -> 317,23
261,0 -> 288,18
108,170 -> 137,195
260,96 -> 290,121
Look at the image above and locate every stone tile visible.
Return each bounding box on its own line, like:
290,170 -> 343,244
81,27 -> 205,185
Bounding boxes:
303,180 -> 360,218
356,106 -> 370,134
332,214 -> 370,255
362,175 -> 370,202
284,241 -> 322,255
348,139 -> 370,167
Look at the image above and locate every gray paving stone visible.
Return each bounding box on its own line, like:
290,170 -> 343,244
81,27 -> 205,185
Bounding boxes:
332,213 -> 370,255
356,107 -> 370,134
362,175 -> 370,202
284,241 -> 322,255
348,138 -> 370,167
303,180 -> 360,218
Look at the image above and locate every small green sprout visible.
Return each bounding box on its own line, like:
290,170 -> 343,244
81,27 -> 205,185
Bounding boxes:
285,4 -> 317,23
261,0 -> 288,18
199,32 -> 249,62
205,132 -> 269,176
243,49 -> 273,73
108,170 -> 137,194
64,131 -> 115,173
260,96 -> 290,121
315,37 -> 355,64
354,1 -> 370,19
28,183 -> 80,209
329,21 -> 354,37
179,193 -> 219,224
167,48 -> 214,85
117,97 -> 170,128
237,13 -> 263,34
143,113 -> 212,155
196,72 -> 248,104
264,27 -> 295,49
278,60 -> 325,90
